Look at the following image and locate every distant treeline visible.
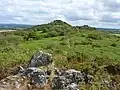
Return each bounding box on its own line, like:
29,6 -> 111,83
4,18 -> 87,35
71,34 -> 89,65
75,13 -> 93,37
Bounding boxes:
0,24 -> 33,30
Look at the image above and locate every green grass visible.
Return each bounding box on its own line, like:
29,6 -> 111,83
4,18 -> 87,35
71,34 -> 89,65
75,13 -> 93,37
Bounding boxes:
1,20 -> 120,89
0,30 -> 120,69
0,29 -> 120,90
111,34 -> 120,37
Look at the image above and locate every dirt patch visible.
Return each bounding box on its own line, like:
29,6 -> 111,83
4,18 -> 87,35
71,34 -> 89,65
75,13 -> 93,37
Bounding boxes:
0,64 -> 26,80
105,65 -> 120,75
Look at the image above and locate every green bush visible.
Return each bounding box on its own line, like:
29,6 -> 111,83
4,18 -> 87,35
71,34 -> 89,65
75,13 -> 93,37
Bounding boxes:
45,31 -> 59,37
88,34 -> 102,40
111,43 -> 117,47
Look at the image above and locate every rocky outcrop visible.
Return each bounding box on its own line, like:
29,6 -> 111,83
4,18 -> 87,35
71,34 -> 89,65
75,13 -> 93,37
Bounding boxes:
52,69 -> 93,90
27,51 -> 52,67
23,67 -> 47,86
0,51 -> 93,90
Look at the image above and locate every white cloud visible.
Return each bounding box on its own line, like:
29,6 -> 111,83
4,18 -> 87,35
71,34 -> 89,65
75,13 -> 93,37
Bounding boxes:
0,0 -> 120,28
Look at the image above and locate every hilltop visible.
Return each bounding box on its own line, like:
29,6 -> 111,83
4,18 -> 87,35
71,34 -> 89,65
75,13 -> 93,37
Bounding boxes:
28,20 -> 95,31
23,20 -> 96,40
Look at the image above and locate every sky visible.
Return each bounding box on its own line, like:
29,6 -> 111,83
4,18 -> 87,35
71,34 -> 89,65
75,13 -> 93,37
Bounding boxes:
0,0 -> 120,29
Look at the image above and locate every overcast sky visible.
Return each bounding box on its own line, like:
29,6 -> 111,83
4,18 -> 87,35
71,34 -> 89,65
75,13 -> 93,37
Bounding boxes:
0,0 -> 120,28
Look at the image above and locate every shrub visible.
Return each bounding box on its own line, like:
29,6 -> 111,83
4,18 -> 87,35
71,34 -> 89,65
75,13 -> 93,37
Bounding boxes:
60,41 -> 68,45
88,34 -> 102,40
80,41 -> 92,45
46,31 -> 59,37
111,43 -> 117,47
92,44 -> 101,48
74,42 -> 81,45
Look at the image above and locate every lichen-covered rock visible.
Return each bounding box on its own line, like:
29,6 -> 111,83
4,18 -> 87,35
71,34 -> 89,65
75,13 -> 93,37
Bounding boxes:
52,69 -> 93,90
28,51 -> 52,67
52,76 -> 80,90
23,67 -> 47,86
64,69 -> 84,84
66,83 -> 79,90
52,76 -> 70,89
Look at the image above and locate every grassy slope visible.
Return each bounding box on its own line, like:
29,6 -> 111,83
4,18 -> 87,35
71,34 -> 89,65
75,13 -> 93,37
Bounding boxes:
0,30 -> 120,69
0,21 -> 120,89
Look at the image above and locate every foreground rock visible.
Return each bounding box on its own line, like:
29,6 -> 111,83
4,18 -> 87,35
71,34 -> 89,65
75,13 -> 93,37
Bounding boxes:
0,75 -> 28,90
23,67 -> 47,86
0,51 -> 93,90
52,69 -> 93,90
28,51 -> 52,67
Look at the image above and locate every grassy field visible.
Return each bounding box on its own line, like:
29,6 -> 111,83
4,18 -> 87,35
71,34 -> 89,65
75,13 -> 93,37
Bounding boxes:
0,30 -> 120,69
0,20 -> 120,89
111,33 -> 120,37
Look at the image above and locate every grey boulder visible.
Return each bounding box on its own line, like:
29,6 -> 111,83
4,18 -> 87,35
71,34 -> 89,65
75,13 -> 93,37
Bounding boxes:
27,51 -> 52,67
23,67 -> 47,86
66,83 -> 79,90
